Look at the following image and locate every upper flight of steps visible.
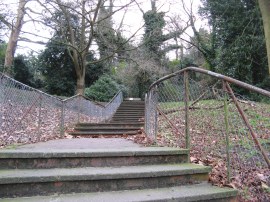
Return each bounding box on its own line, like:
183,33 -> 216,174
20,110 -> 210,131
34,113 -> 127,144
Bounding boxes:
70,100 -> 145,137
0,139 -> 237,201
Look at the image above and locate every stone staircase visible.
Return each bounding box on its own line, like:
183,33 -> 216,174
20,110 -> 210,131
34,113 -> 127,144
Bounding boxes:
0,138 -> 237,201
70,100 -> 145,137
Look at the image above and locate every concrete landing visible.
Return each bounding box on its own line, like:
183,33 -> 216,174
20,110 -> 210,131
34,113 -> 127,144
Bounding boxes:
1,138 -> 141,151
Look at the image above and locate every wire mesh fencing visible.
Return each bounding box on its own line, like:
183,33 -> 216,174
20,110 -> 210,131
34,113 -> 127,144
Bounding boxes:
0,73 -> 123,148
145,67 -> 270,201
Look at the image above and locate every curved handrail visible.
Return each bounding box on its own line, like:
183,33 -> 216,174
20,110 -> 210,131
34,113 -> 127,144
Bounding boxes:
149,66 -> 270,97
0,72 -> 123,107
104,90 -> 123,108
62,90 -> 123,108
62,94 -> 105,108
146,66 -> 270,168
0,72 -> 63,101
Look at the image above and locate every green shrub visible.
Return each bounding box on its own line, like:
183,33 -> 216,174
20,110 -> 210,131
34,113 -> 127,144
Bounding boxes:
85,75 -> 124,102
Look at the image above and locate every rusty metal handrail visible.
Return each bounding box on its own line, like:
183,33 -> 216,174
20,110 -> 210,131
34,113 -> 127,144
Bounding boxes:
147,66 -> 270,168
149,67 -> 270,97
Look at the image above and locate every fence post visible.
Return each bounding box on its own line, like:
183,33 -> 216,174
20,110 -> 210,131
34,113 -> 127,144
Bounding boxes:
37,95 -> 42,137
154,87 -> 158,143
77,96 -> 81,123
60,101 -> 65,137
184,71 -> 190,162
144,93 -> 148,134
223,82 -> 231,182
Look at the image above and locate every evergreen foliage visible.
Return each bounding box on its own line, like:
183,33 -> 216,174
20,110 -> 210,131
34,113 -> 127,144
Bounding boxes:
200,0 -> 269,88
85,75 -> 124,102
13,55 -> 33,86
0,41 -> 6,67
39,37 -> 104,96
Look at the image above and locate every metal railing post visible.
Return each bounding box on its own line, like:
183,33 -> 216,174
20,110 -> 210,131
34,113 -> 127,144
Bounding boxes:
223,82 -> 231,182
77,96 -> 81,123
37,95 -> 42,137
154,87 -> 158,143
184,71 -> 190,161
60,101 -> 65,137
144,93 -> 148,134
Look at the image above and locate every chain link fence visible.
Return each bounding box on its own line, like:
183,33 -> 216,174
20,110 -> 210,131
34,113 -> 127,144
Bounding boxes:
145,67 -> 270,201
0,73 -> 123,148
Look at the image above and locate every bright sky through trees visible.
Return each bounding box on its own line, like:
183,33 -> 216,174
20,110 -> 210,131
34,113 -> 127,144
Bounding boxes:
2,0 -> 203,56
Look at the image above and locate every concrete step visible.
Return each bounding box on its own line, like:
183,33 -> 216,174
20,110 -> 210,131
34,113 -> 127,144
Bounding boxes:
119,103 -> 145,105
112,117 -> 143,120
113,114 -> 144,117
114,112 -> 144,114
69,130 -> 139,136
116,105 -> 145,110
116,110 -> 144,112
0,164 -> 211,198
113,113 -> 144,116
74,127 -> 141,131
118,106 -> 145,108
110,120 -> 143,122
1,183 -> 237,202
0,147 -> 189,169
111,118 -> 143,121
109,121 -> 144,124
112,116 -> 143,119
76,123 -> 144,127
117,105 -> 144,107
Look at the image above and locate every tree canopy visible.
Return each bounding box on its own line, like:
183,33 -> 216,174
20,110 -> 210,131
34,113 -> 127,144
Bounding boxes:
0,0 -> 269,98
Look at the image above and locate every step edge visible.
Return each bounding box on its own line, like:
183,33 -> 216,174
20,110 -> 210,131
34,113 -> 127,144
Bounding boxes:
0,184 -> 237,202
0,149 -> 189,159
0,164 -> 211,184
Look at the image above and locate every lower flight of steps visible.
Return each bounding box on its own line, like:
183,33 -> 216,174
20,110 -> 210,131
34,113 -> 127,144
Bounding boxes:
0,144 -> 237,201
69,100 -> 145,137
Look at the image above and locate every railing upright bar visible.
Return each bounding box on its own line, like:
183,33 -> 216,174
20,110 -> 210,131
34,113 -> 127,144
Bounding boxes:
223,81 -> 231,182
60,101 -> 65,137
184,71 -> 190,161
154,87 -> 158,143
144,93 -> 148,134
37,95 -> 42,137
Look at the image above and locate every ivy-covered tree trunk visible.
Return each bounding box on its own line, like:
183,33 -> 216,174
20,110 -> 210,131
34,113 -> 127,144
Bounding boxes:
258,0 -> 270,74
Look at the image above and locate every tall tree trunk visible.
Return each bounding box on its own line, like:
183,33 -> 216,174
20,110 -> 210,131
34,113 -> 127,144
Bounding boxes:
74,52 -> 86,95
258,0 -> 270,74
4,0 -> 27,76
76,74 -> 85,95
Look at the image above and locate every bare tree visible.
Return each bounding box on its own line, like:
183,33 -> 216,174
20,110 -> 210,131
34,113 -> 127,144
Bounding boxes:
35,0 -> 137,94
258,0 -> 270,74
3,0 -> 27,75
180,0 -> 216,70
